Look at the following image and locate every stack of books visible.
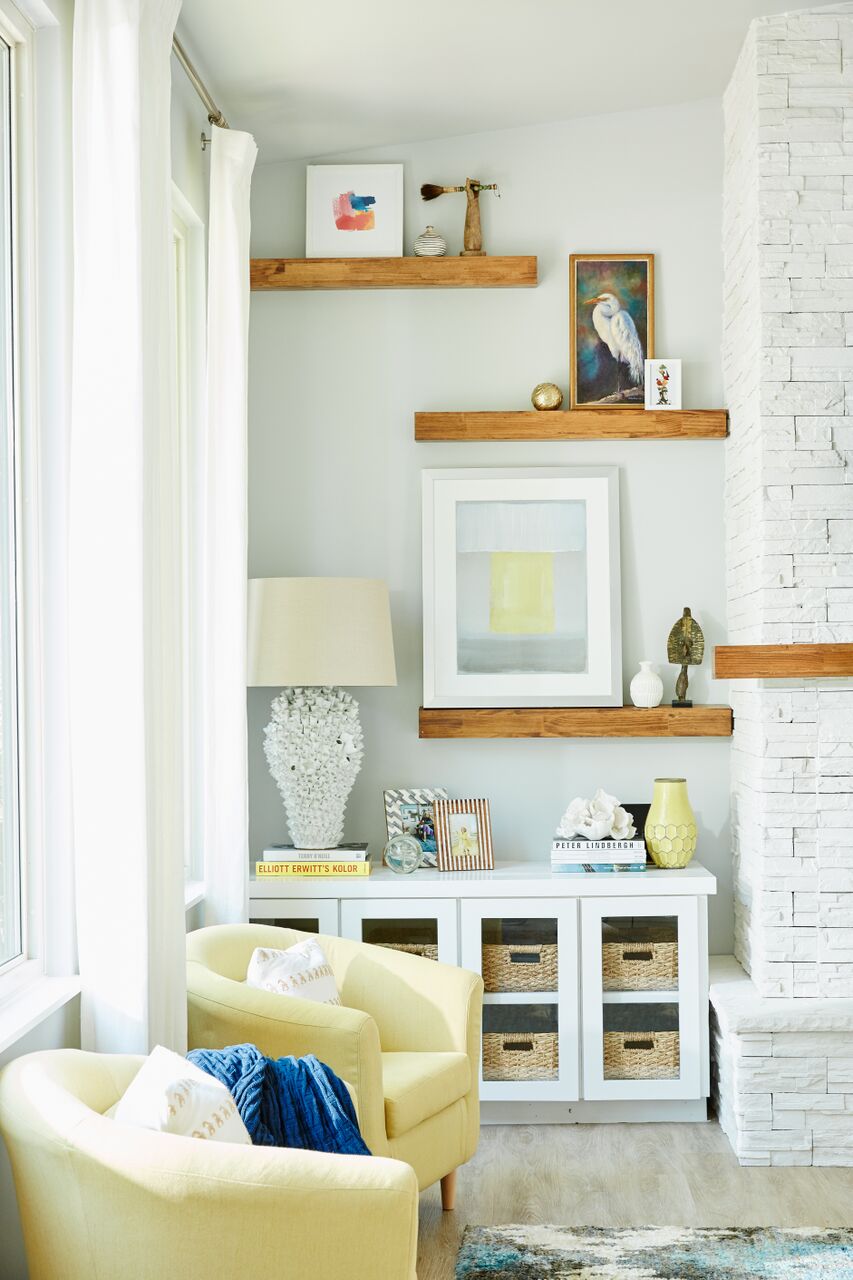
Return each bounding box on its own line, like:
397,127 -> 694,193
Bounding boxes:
255,843 -> 371,877
550,834 -> 648,874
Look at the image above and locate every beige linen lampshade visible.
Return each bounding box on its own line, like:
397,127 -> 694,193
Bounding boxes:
248,577 -> 397,688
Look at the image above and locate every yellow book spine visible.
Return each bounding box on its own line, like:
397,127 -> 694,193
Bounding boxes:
255,861 -> 371,877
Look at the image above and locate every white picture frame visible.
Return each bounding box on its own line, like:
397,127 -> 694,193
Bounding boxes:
422,467 -> 622,708
305,164 -> 403,258
644,358 -> 682,410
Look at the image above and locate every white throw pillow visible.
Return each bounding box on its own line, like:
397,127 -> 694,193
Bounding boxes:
246,938 -> 341,1006
111,1045 -> 251,1144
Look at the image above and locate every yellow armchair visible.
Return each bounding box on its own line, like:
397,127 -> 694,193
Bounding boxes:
186,923 -> 483,1203
0,1048 -> 418,1280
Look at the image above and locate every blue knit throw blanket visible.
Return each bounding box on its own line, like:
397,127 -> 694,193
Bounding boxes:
187,1043 -> 370,1156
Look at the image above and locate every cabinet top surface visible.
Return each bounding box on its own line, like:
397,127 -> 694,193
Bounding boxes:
249,859 -> 717,899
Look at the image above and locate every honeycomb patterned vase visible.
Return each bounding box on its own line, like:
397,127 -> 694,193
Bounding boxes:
645,777 -> 697,869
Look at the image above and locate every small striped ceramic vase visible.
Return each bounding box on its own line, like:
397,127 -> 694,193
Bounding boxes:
413,225 -> 447,256
645,777 -> 697,868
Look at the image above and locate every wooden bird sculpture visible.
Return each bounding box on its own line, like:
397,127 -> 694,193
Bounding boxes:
667,607 -> 705,707
420,178 -> 498,256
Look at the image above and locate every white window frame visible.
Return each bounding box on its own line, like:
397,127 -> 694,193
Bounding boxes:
171,183 -> 206,895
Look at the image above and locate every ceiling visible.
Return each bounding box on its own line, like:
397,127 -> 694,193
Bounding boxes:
177,0 -> 821,163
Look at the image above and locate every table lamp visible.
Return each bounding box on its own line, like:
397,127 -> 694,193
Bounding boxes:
248,577 -> 397,849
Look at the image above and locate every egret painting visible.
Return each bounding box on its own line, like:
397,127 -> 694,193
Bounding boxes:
569,254 -> 655,409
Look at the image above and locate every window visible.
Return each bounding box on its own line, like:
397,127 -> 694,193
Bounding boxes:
171,187 -> 205,888
0,30 -> 21,975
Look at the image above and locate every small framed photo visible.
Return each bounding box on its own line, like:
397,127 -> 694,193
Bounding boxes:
384,787 -> 448,868
434,798 -> 494,872
644,358 -> 682,410
306,164 -> 403,258
569,253 -> 654,409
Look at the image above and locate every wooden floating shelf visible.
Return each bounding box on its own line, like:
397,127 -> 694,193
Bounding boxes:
250,256 -> 538,291
414,408 -> 728,441
715,643 -> 853,679
418,705 -> 733,739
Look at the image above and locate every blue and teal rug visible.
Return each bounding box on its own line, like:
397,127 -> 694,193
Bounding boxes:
455,1225 -> 853,1277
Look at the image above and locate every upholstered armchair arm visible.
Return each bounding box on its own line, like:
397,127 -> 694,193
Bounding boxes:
186,960 -> 388,1154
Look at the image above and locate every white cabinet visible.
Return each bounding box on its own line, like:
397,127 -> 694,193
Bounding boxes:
340,897 -> 458,964
460,900 -> 579,1102
248,861 -> 715,1121
579,896 -> 708,1102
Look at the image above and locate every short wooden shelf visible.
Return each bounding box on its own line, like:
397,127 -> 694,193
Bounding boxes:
414,408 -> 727,441
418,705 -> 733,739
714,643 -> 853,679
250,256 -> 538,291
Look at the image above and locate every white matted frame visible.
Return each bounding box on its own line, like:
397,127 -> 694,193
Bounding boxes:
306,164 -> 403,258
422,467 -> 622,708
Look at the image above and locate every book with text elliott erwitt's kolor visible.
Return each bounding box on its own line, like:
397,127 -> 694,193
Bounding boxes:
262,842 -> 369,862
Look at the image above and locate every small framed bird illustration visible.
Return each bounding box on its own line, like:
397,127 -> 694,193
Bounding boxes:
569,253 -> 655,409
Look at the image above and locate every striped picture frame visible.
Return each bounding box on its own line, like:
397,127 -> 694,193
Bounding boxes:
434,798 -> 494,872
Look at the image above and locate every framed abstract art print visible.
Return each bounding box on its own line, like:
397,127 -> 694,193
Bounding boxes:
569,253 -> 654,409
306,164 -> 403,258
422,467 -> 622,708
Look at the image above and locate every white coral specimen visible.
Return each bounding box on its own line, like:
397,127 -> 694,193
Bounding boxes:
556,788 -> 636,841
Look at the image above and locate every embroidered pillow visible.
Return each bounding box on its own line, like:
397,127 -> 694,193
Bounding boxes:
111,1044 -> 251,1144
246,939 -> 341,1006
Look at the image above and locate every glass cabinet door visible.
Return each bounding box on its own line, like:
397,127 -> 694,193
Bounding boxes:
461,901 -> 578,1101
248,899 -> 339,935
580,896 -> 705,1101
340,898 -> 458,964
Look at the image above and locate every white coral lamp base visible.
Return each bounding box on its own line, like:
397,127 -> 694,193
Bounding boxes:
263,686 -> 364,849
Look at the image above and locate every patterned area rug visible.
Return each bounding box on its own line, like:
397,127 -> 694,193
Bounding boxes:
455,1225 -> 853,1277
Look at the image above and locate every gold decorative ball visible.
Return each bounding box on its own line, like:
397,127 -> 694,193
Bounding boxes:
531,382 -> 563,411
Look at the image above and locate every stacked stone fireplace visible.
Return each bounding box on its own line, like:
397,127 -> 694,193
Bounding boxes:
715,3 -> 853,1165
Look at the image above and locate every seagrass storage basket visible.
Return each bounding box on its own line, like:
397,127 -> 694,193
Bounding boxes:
482,943 -> 558,992
376,941 -> 439,962
602,925 -> 678,991
483,1032 -> 559,1081
603,1031 -> 680,1080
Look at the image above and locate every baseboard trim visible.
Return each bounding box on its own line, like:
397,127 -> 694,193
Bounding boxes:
481,1098 -> 708,1125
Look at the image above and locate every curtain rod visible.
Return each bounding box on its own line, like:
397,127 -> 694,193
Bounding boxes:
172,34 -> 229,130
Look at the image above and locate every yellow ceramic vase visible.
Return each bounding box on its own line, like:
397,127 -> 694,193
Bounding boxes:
645,777 -> 697,868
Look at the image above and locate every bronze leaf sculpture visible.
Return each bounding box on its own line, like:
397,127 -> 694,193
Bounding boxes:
421,178 -> 499,256
667,607 -> 705,708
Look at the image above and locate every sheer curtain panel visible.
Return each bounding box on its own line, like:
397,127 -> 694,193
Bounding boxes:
201,125 -> 257,925
70,0 -> 186,1052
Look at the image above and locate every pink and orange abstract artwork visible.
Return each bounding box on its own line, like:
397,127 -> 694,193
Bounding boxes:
332,190 -> 376,232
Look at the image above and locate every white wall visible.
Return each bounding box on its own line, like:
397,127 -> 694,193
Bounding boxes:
247,97 -> 736,952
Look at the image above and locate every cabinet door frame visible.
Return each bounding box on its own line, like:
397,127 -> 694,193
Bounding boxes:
248,897 -> 340,936
340,897 -> 458,964
460,898 -> 579,1102
580,895 -> 704,1102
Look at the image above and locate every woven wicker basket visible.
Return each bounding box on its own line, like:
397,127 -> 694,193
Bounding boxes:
482,1032 -> 558,1081
602,940 -> 678,991
376,941 -> 439,962
603,1031 -> 680,1080
482,944 -> 558,992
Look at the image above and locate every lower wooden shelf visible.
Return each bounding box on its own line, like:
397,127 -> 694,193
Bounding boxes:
415,408 -> 728,441
715,643 -> 853,679
418,705 -> 733,739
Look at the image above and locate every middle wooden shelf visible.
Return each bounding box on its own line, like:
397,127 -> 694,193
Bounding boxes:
414,408 -> 728,441
419,705 -> 734,739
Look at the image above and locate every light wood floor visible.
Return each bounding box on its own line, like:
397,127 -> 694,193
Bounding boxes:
416,1121 -> 853,1279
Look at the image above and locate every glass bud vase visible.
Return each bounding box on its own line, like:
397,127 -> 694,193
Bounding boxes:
645,777 -> 697,868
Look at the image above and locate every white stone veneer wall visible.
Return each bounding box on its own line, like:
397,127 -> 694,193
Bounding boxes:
723,5 -> 853,999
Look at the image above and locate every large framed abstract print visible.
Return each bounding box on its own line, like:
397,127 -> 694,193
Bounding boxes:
422,468 -> 622,708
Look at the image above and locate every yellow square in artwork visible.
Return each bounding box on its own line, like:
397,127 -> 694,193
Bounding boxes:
490,552 -> 555,634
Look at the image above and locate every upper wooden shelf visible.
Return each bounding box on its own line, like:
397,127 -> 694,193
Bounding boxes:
414,408 -> 728,441
419,705 -> 733,739
715,643 -> 853,679
250,256 -> 538,291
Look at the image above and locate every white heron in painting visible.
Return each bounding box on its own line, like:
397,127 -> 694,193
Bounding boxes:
586,291 -> 644,400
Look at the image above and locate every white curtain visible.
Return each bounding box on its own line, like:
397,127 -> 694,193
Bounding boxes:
70,0 -> 186,1052
201,126 -> 257,926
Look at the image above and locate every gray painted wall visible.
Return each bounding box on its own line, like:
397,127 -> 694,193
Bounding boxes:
247,97 -> 735,952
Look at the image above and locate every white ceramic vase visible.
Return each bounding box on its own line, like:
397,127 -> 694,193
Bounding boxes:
263,686 -> 364,848
630,660 -> 664,708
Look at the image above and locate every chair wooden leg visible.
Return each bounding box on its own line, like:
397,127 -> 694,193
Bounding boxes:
440,1169 -> 457,1211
